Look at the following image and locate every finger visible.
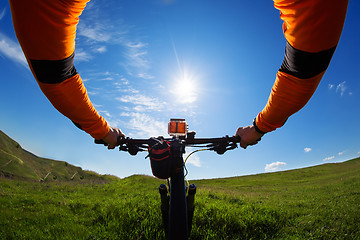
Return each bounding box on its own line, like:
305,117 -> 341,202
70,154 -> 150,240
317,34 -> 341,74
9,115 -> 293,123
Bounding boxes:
239,141 -> 247,149
235,127 -> 244,136
248,140 -> 260,146
115,128 -> 125,137
119,131 -> 125,138
107,144 -> 116,150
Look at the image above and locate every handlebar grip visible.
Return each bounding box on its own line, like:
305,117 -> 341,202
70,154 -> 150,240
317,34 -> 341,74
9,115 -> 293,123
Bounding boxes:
232,135 -> 241,143
94,139 -> 108,146
94,136 -> 126,146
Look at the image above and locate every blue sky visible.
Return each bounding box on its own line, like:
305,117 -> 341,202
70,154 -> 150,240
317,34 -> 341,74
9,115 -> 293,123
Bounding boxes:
1,0 -> 359,180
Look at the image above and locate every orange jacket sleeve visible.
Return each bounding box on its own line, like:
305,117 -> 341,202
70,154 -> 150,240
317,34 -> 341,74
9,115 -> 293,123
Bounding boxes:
255,0 -> 348,133
9,0 -> 109,139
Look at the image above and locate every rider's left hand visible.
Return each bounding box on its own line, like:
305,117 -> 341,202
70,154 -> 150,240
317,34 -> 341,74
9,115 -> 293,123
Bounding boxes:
102,126 -> 125,149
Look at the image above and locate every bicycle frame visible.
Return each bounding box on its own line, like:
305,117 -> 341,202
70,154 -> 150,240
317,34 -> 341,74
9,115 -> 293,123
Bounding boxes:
153,136 -> 239,240
95,133 -> 240,240
168,139 -> 189,239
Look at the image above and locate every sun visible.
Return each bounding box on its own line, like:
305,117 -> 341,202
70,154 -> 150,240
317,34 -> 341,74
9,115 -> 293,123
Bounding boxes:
171,70 -> 198,104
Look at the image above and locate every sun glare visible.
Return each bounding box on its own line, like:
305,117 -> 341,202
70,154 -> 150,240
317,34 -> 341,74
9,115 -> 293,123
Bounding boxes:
171,70 -> 198,104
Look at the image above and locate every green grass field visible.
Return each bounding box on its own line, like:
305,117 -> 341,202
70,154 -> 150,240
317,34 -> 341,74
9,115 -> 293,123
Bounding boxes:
1,158 -> 359,240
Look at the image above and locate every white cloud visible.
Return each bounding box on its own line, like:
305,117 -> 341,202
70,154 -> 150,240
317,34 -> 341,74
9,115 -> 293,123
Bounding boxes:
323,156 -> 335,162
94,46 -> 107,53
76,2 -> 153,80
265,161 -> 287,172
78,23 -> 111,42
118,87 -> 140,94
329,81 -> 353,96
123,41 -> 154,79
98,110 -> 111,118
99,77 -> 114,81
92,103 -> 103,108
304,147 -> 312,153
75,49 -> 92,62
87,91 -> 98,96
120,77 -> 129,85
0,33 -> 28,68
185,154 -> 201,167
121,112 -> 167,138
126,42 -> 147,49
336,81 -> 347,96
136,73 -> 154,79
117,94 -> 165,112
338,151 -> 344,156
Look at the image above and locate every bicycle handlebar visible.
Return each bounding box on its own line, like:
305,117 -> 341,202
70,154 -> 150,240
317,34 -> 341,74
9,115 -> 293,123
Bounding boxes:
95,135 -> 241,155
182,135 -> 241,145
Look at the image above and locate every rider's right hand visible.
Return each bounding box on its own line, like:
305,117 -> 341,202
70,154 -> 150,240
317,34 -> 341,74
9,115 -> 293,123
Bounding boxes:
235,125 -> 263,149
102,126 -> 125,149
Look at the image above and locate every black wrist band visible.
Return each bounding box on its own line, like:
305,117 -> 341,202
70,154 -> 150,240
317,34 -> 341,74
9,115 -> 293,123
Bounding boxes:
253,119 -> 266,135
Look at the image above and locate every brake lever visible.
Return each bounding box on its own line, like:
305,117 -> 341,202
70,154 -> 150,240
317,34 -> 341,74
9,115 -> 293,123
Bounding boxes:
226,142 -> 238,151
210,141 -> 238,155
119,143 -> 147,156
210,143 -> 227,155
119,145 -> 128,152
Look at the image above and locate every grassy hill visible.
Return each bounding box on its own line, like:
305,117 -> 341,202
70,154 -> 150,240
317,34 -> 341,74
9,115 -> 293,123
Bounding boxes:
192,158 -> 360,239
0,130 -> 115,182
0,130 -> 359,239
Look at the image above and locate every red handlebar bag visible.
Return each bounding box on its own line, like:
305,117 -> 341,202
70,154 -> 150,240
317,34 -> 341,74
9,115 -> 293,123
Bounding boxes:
148,139 -> 172,179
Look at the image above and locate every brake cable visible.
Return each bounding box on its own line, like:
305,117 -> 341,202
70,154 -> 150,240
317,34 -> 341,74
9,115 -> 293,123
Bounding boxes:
182,148 -> 208,195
